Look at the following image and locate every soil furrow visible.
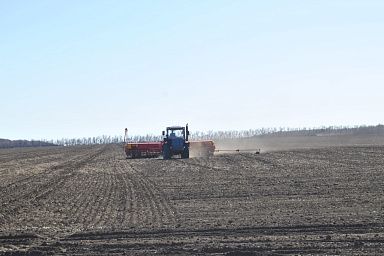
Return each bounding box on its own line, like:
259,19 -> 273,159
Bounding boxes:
0,147 -> 107,227
1,144 -> 384,255
124,161 -> 177,227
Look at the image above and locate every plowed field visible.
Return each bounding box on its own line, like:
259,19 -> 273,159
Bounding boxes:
1,144 -> 384,255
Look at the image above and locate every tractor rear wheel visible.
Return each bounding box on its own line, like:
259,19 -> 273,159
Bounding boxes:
163,144 -> 171,160
182,148 -> 189,159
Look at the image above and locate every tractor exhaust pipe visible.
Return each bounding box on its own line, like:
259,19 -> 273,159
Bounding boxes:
124,128 -> 128,143
186,123 -> 189,142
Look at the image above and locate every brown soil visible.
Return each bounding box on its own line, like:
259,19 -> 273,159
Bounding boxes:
0,144 -> 383,255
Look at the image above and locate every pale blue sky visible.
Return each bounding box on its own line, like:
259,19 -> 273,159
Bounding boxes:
1,0 -> 383,140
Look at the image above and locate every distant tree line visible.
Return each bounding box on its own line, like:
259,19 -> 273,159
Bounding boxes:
2,124 -> 383,148
51,135 -> 125,146
53,124 -> 384,146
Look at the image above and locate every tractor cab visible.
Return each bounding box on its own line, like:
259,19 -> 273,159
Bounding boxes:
162,125 -> 190,159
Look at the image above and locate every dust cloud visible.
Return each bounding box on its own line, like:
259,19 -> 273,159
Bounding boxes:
214,134 -> 384,154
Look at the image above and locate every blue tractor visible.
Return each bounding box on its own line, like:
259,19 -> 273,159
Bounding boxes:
162,124 -> 190,159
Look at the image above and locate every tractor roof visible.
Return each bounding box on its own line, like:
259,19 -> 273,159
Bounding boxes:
167,126 -> 184,130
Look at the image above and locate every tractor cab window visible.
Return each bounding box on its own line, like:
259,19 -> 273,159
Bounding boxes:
168,129 -> 184,138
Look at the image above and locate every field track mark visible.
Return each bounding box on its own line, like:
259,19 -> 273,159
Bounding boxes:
84,172 -> 105,228
107,171 -> 120,227
180,158 -> 230,173
93,171 -> 116,228
8,221 -> 384,255
0,146 -> 108,226
124,161 -> 178,227
69,169 -> 104,229
0,148 -> 98,189
189,153 -> 263,171
113,163 -> 138,228
0,149 -> 65,166
59,171 -> 93,226
231,152 -> 286,169
136,165 -> 177,226
113,171 -> 128,227
128,165 -> 157,227
0,147 -> 104,195
65,222 -> 384,241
